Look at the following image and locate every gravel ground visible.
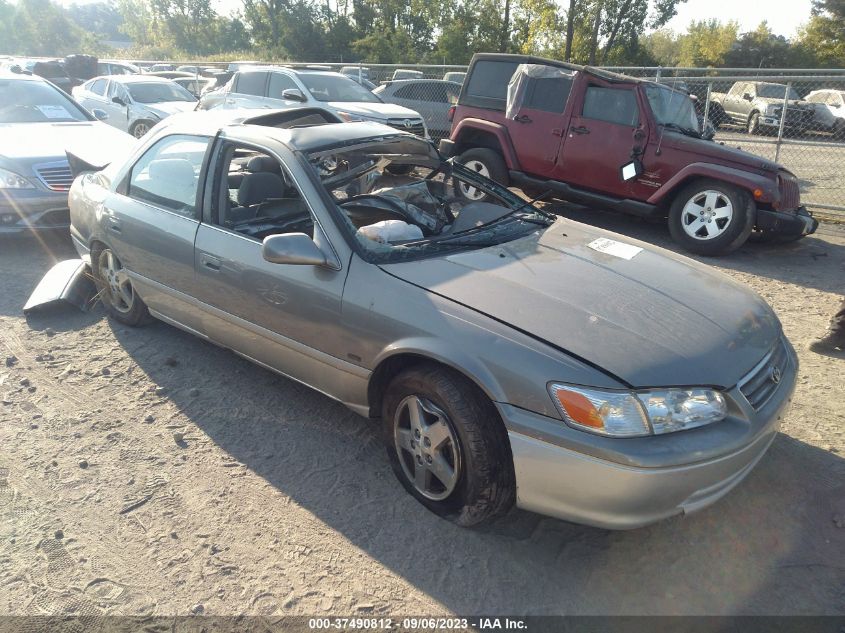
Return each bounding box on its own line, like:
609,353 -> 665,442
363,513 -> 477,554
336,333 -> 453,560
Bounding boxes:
0,212 -> 843,618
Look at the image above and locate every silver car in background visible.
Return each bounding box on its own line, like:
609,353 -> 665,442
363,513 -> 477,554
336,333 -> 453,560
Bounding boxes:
73,75 -> 197,138
373,79 -> 461,141
0,72 -> 134,233
64,107 -> 796,529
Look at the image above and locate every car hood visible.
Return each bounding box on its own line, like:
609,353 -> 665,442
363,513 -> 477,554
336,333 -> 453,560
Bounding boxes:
755,97 -> 812,108
141,101 -> 197,117
380,221 -> 780,389
327,101 -> 422,121
663,131 -> 782,172
0,121 -> 134,168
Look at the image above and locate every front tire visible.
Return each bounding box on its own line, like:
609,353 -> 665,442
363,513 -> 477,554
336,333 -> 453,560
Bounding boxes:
93,246 -> 151,326
453,148 -> 508,203
382,363 -> 515,527
130,120 -> 155,138
668,180 -> 754,256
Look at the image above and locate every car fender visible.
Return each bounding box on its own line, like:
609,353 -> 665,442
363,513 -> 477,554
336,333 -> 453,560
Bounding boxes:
647,162 -> 778,206
451,118 -> 520,169
372,336 -> 509,404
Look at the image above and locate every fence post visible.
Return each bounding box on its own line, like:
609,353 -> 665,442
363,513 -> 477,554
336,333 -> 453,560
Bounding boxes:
703,80 -> 712,124
775,81 -> 791,162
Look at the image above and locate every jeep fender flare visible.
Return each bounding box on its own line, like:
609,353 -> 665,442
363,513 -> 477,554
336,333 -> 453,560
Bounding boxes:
647,163 -> 778,207
450,118 -> 521,170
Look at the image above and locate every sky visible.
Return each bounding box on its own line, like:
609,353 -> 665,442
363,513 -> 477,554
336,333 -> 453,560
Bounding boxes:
664,0 -> 815,37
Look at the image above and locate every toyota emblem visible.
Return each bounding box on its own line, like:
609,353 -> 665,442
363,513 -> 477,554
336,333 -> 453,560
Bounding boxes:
403,119 -> 413,129
770,366 -> 782,384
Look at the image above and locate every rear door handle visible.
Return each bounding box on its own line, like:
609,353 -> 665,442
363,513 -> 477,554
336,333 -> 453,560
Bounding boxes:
571,125 -> 591,135
200,254 -> 221,271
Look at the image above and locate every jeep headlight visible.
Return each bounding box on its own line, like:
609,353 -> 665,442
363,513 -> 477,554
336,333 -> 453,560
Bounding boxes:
548,384 -> 727,437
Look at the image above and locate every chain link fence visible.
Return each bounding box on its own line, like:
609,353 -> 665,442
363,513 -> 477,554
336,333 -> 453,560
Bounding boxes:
83,59 -> 845,218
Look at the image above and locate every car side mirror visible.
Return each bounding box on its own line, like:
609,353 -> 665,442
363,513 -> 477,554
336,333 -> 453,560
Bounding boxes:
701,120 -> 716,140
262,233 -> 327,266
91,108 -> 109,121
742,93 -> 753,101
620,158 -> 643,182
112,96 -> 126,106
281,88 -> 306,102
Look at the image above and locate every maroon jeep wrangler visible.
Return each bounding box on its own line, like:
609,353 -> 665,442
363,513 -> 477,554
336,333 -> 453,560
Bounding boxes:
439,53 -> 818,256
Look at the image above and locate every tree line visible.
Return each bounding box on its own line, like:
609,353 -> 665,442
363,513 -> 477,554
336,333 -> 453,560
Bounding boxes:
0,0 -> 842,68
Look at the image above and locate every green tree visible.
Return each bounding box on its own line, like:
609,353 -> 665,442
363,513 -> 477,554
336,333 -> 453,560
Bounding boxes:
796,0 -> 845,66
723,22 -> 794,68
678,19 -> 738,66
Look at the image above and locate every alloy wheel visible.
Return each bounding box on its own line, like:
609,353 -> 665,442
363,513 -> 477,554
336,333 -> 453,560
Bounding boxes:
680,190 -> 734,240
98,249 -> 134,314
457,160 -> 490,201
393,395 -> 461,501
133,122 -> 151,138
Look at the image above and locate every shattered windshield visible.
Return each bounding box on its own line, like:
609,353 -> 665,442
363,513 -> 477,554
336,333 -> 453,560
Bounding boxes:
645,84 -> 700,135
306,136 -> 554,263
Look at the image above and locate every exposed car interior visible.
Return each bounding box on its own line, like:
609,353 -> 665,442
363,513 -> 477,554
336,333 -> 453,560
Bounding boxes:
216,145 -> 313,241
308,137 -> 552,257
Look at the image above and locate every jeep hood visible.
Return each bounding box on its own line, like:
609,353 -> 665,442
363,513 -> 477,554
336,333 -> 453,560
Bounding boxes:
381,221 -> 780,389
663,131 -> 782,172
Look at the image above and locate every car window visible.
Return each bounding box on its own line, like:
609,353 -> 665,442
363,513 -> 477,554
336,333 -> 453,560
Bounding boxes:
107,81 -> 128,100
234,71 -> 268,97
805,92 -> 822,103
268,72 -> 299,99
298,73 -> 381,103
214,143 -> 313,241
827,93 -> 842,106
127,82 -> 196,103
523,76 -> 573,113
394,83 -> 422,100
128,135 -> 209,218
465,60 -> 520,100
89,79 -> 107,96
582,86 -> 639,126
728,83 -> 742,97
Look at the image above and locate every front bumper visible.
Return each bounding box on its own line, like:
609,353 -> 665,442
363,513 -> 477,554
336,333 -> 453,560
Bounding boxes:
498,342 -> 797,529
0,189 -> 70,234
756,206 -> 818,237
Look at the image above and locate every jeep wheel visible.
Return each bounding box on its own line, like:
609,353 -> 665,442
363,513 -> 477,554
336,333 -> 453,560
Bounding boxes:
747,112 -> 761,136
453,148 -> 508,202
668,180 -> 754,256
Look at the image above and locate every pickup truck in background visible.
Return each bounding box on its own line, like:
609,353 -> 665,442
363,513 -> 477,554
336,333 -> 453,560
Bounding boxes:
709,81 -> 814,136
440,53 -> 817,256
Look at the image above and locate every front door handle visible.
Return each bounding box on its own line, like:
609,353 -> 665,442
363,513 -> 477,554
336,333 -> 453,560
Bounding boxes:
107,217 -> 121,233
201,254 -> 221,271
514,114 -> 532,124
571,125 -> 591,135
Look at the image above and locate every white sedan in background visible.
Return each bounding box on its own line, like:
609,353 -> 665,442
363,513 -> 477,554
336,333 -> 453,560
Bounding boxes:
73,75 -> 197,138
805,89 -> 845,135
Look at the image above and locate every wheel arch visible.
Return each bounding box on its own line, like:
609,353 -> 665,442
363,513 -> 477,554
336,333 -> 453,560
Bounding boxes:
648,163 -> 774,208
367,344 -> 507,419
451,118 -> 519,169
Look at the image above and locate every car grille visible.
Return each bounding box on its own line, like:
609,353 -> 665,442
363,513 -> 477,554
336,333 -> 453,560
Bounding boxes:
34,161 -> 74,192
778,173 -> 801,210
386,118 -> 426,137
772,107 -> 812,126
739,339 -> 790,410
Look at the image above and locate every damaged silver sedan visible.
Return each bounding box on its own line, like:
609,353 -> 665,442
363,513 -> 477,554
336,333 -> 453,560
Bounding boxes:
48,107 -> 796,528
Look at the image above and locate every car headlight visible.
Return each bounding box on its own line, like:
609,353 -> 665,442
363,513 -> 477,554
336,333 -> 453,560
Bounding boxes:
0,167 -> 34,189
336,111 -> 363,122
548,383 -> 727,437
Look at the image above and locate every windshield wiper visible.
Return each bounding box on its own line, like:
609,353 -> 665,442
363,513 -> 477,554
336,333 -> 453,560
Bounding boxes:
660,122 -> 701,138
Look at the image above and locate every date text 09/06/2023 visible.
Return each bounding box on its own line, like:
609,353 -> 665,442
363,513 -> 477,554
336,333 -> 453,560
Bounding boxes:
308,617 -> 528,630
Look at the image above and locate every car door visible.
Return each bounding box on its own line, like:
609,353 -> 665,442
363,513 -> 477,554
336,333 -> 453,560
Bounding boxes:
224,70 -> 269,109
102,133 -> 212,332
723,82 -> 746,121
507,71 -> 574,178
191,135 -> 352,387
105,81 -> 131,131
79,78 -> 109,119
555,81 -> 651,199
265,71 -> 308,109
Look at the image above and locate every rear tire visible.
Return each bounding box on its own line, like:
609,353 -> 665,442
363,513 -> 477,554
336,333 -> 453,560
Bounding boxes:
453,148 -> 508,203
668,180 -> 754,256
92,245 -> 152,326
382,363 -> 515,527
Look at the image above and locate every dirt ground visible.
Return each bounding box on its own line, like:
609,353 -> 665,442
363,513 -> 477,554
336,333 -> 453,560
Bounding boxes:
0,208 -> 843,619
